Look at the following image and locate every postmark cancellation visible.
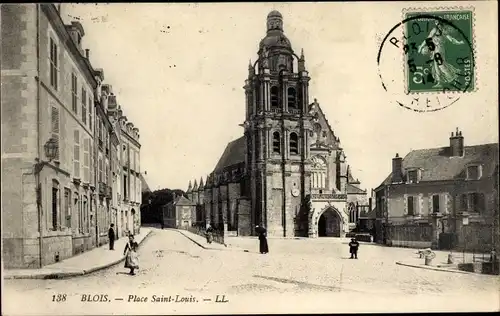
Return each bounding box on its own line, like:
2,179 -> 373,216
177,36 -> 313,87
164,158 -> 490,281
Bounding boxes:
377,6 -> 477,113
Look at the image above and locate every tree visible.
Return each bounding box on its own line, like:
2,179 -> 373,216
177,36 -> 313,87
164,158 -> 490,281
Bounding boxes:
141,188 -> 186,223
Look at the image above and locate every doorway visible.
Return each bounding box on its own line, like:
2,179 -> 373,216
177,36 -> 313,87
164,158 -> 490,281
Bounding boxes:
318,208 -> 341,237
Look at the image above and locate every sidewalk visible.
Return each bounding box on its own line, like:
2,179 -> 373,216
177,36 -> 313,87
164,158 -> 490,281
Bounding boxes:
4,228 -> 152,280
173,229 -> 249,253
395,251 -> 492,275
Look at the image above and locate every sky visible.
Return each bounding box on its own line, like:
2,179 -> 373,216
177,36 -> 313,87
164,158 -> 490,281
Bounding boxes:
62,1 -> 498,193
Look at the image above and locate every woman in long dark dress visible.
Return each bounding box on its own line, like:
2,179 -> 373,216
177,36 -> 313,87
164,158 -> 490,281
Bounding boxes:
124,235 -> 139,275
256,225 -> 269,254
205,224 -> 214,244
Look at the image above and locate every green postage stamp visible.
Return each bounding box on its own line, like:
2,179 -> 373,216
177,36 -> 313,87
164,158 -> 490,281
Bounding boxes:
403,9 -> 475,94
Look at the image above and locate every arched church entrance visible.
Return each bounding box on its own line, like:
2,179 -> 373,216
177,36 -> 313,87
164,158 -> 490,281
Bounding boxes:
317,208 -> 341,237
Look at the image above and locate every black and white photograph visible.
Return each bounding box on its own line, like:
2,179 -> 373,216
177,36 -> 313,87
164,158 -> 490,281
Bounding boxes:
1,1 -> 499,315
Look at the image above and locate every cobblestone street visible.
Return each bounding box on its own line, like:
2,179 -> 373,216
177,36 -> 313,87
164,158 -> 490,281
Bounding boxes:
4,228 -> 499,315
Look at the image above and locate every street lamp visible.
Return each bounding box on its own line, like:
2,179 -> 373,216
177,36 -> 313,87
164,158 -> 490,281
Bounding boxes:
44,137 -> 58,161
35,138 -> 59,268
35,138 -> 58,174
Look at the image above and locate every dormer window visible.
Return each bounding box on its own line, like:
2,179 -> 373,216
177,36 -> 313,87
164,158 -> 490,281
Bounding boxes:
466,165 -> 482,180
406,169 -> 420,184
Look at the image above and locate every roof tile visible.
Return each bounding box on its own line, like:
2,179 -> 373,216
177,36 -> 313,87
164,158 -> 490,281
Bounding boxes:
379,143 -> 499,187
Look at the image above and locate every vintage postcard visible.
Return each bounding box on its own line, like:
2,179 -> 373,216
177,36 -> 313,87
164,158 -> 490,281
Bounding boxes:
1,1 -> 498,315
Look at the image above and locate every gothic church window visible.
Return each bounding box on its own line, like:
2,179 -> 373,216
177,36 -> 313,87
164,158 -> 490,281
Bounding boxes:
290,132 -> 299,155
272,131 -> 281,154
270,86 -> 279,109
311,155 -> 327,189
287,87 -> 296,109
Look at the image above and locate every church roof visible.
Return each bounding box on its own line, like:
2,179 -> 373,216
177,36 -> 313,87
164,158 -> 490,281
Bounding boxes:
360,207 -> 377,219
377,142 -> 499,189
213,136 -> 246,173
140,173 -> 151,193
309,100 -> 338,144
173,195 -> 196,206
346,183 -> 366,195
259,10 -> 293,53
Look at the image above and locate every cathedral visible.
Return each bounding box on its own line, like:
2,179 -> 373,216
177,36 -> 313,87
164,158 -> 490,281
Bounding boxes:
186,10 -> 369,238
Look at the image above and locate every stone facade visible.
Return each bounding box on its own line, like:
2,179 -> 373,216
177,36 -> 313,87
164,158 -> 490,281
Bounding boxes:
1,4 -> 142,268
186,11 -> 369,238
374,128 -> 499,250
162,196 -> 197,229
107,94 -> 142,238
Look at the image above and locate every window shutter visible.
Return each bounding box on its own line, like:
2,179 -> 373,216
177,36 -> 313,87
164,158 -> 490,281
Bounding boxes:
73,130 -> 80,178
98,158 -> 103,183
441,194 -> 448,214
83,138 -> 90,183
51,106 -> 60,160
81,89 -> 87,123
403,194 -> 408,215
428,195 -> 433,215
88,96 -> 93,131
90,143 -> 94,186
476,193 -> 486,213
417,194 -> 423,215
105,160 -> 109,183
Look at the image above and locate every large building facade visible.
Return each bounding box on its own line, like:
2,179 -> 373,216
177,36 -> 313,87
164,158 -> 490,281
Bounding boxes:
374,129 -> 499,250
1,4 -> 142,268
187,11 -> 369,238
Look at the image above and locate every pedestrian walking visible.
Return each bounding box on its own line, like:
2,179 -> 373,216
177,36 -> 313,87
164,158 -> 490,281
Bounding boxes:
108,224 -> 115,250
349,237 -> 359,259
123,235 -> 139,275
256,225 -> 269,254
205,223 -> 214,244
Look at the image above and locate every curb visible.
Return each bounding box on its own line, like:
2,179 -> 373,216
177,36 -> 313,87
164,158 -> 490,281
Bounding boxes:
174,229 -> 209,250
5,230 -> 153,280
395,261 -> 478,275
174,229 -> 249,253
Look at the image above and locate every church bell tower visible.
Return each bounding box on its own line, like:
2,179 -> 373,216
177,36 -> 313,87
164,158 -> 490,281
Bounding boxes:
243,11 -> 312,237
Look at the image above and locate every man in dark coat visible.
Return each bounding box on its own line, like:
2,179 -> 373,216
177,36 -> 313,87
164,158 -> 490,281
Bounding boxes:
256,225 -> 269,254
205,224 -> 214,244
108,224 -> 115,250
349,238 -> 359,259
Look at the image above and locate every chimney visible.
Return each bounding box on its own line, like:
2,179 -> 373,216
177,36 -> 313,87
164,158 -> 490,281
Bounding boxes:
85,49 -> 90,59
391,153 -> 403,183
450,128 -> 464,157
65,21 -> 85,50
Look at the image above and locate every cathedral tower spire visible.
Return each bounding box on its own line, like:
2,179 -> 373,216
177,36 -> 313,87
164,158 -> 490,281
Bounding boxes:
244,11 -> 312,237
258,10 -> 293,73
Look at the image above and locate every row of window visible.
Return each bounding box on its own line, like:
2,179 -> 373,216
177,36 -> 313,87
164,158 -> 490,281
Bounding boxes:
122,173 -> 141,203
311,171 -> 327,189
51,181 -> 90,233
406,165 -> 482,184
51,179 -> 127,234
269,86 -> 298,109
272,131 -> 299,155
406,192 -> 486,216
49,37 -> 94,133
122,144 -> 140,172
50,105 -> 114,188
